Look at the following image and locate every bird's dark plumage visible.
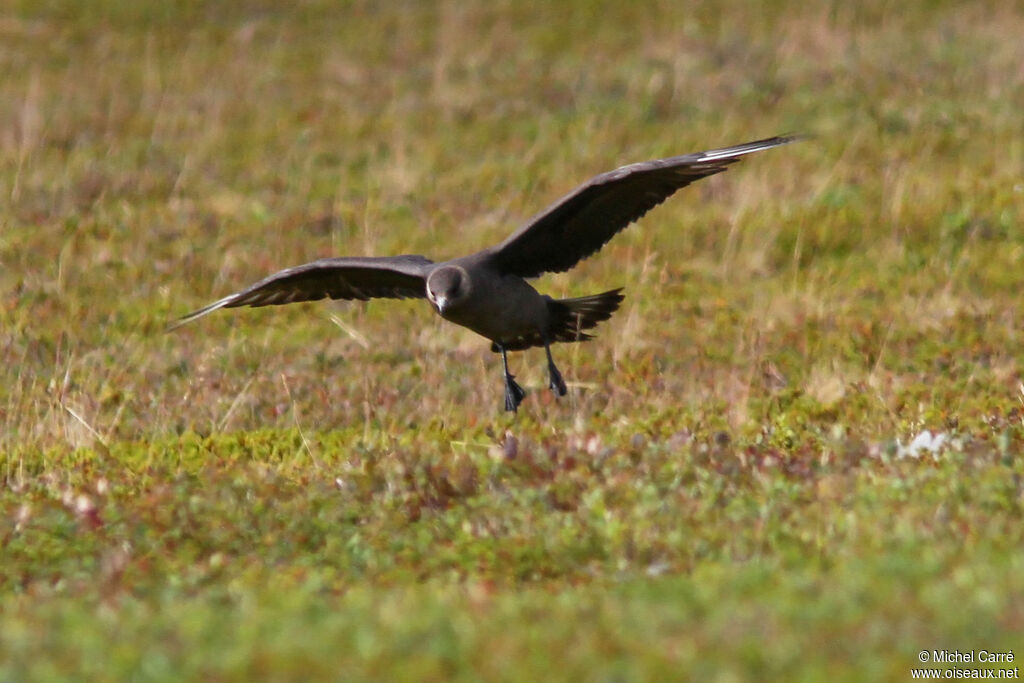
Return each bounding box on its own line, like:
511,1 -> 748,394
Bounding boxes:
483,136 -> 799,278
492,288 -> 625,352
173,135 -> 800,411
169,255 -> 433,330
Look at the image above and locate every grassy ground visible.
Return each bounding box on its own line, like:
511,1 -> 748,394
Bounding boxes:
2,0 -> 1023,679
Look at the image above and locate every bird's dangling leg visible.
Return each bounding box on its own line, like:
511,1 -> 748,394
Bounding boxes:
498,344 -> 527,412
544,338 -> 568,398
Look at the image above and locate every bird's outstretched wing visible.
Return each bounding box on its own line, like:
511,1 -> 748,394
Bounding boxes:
169,254 -> 433,330
484,135 -> 801,278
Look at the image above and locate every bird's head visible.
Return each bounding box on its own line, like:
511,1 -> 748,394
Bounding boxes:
426,265 -> 470,316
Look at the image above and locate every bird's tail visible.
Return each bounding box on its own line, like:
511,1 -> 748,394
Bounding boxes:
490,288 -> 625,352
547,288 -> 625,344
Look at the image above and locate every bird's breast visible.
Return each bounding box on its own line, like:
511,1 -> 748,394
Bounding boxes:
435,272 -> 548,343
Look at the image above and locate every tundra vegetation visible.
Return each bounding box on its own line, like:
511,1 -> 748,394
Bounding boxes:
1,1 -> 1022,680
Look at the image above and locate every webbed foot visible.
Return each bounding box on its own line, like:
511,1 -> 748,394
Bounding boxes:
548,362 -> 567,397
503,374 -> 527,412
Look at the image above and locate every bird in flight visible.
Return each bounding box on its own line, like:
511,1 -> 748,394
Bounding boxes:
172,135 -> 799,412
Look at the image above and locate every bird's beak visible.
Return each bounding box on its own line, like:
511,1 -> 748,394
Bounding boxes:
434,296 -> 448,314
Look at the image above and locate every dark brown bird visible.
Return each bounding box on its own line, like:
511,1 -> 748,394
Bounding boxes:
173,135 -> 799,411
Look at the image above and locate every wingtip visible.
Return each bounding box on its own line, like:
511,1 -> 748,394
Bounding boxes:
776,132 -> 813,144
748,133 -> 811,146
164,319 -> 186,334
165,310 -> 204,334
165,296 -> 234,333
699,133 -> 808,161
